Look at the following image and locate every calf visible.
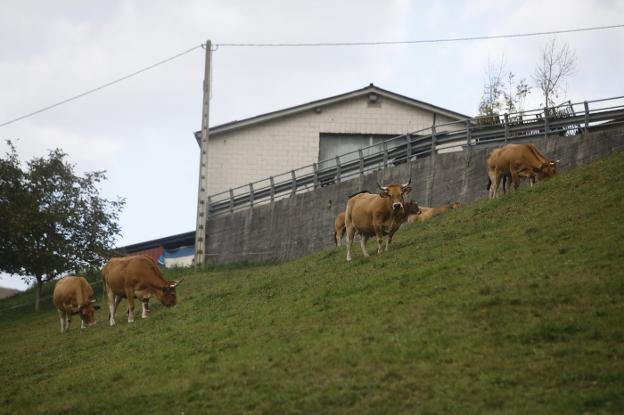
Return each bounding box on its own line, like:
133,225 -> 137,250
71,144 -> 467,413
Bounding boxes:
407,201 -> 462,224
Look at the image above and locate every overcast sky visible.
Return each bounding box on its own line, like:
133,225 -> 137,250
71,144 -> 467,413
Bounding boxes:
1,0 -> 623,290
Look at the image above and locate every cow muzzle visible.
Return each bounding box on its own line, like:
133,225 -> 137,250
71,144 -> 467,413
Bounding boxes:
392,203 -> 403,211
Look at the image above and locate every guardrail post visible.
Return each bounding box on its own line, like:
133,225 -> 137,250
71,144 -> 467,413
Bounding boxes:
406,134 -> 413,159
269,176 -> 275,203
382,142 -> 388,168
229,189 -> 234,214
335,156 -> 341,183
583,101 -> 589,136
544,107 -> 550,138
431,125 -> 437,157
504,113 -> 510,143
312,163 -> 319,189
358,149 -> 364,176
465,120 -> 471,146
290,170 -> 296,195
427,125 -> 437,207
248,183 -> 254,207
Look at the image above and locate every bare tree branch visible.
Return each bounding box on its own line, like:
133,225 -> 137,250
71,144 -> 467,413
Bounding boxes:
532,38 -> 576,107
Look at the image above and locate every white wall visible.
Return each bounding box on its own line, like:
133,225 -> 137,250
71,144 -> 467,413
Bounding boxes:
206,95 -> 459,195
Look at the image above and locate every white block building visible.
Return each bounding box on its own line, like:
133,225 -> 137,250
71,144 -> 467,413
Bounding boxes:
195,84 -> 469,196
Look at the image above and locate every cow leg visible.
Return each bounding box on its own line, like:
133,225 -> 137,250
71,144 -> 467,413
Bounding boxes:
488,169 -> 500,199
510,170 -> 521,191
346,225 -> 356,262
359,236 -> 369,257
373,226 -> 384,254
126,289 -> 136,323
385,230 -> 398,252
141,299 -> 150,319
109,294 -> 123,326
58,309 -> 65,333
81,318 -> 86,329
66,313 -> 71,331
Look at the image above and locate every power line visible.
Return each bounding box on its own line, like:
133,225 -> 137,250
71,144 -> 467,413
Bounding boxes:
0,43 -> 205,129
217,23 -> 624,47
1,23 -> 622,128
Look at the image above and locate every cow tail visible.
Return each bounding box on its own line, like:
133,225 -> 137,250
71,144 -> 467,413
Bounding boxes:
101,265 -> 109,317
486,178 -> 491,191
333,230 -> 337,246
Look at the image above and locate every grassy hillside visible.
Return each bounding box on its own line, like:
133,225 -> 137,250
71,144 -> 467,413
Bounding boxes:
1,152 -> 623,414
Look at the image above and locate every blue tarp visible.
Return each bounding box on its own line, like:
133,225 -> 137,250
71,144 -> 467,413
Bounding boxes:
158,245 -> 194,266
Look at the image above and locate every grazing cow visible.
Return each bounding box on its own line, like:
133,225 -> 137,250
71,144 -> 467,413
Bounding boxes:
407,201 -> 462,224
344,180 -> 419,261
53,276 -> 99,333
102,255 -> 182,326
487,143 -> 558,199
334,212 -> 346,246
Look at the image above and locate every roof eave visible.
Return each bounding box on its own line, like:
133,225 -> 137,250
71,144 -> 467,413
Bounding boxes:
194,85 -> 471,142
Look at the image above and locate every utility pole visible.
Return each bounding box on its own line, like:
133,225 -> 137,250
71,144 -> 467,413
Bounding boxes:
194,40 -> 212,268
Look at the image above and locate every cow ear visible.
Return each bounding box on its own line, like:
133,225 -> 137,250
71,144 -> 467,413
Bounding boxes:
378,190 -> 389,198
402,186 -> 412,194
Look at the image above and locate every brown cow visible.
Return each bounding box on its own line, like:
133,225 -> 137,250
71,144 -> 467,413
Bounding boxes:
102,255 -> 181,326
53,276 -> 99,333
407,201 -> 462,224
334,212 -> 346,246
487,143 -> 558,199
344,180 -> 419,261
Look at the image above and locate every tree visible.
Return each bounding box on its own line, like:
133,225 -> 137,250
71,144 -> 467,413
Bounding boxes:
532,38 -> 576,108
0,141 -> 124,310
478,56 -> 532,122
478,58 -> 505,119
502,71 -> 531,114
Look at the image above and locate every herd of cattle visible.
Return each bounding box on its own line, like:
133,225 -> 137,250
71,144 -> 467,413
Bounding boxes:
51,142 -> 558,333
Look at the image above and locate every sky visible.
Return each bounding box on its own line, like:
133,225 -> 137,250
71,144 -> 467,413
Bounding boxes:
1,0 -> 623,290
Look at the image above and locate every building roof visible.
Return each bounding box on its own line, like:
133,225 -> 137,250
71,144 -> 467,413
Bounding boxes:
119,231 -> 195,254
194,84 -> 470,143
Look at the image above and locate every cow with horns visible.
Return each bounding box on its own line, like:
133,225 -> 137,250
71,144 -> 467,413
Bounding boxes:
102,255 -> 182,326
344,179 -> 418,261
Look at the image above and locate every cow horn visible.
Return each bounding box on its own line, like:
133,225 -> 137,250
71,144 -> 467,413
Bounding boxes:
90,299 -> 97,304
171,279 -> 183,288
377,181 -> 388,191
402,178 -> 412,188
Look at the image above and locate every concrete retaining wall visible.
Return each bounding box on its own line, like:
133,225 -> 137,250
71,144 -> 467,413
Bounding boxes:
202,127 -> 624,265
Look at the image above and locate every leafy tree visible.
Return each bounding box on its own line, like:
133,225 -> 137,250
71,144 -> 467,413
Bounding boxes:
478,56 -> 532,123
502,71 -> 531,114
0,141 -> 124,310
532,38 -> 576,108
478,58 -> 505,120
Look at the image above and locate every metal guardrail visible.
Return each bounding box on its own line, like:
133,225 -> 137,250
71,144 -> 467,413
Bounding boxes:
205,96 -> 624,216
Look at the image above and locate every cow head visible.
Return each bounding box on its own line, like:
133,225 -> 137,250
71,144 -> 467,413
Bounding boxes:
539,160 -> 559,179
76,299 -> 98,327
160,279 -> 182,307
377,179 -> 412,212
449,201 -> 462,209
403,200 -> 421,216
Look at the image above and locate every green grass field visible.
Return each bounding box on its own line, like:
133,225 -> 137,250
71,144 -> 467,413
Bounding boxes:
1,151 -> 623,414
